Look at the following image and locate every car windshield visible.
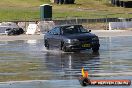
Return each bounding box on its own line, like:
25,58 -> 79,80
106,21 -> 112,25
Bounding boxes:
62,25 -> 88,35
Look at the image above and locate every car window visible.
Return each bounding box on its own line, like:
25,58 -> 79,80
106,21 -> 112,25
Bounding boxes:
62,25 -> 88,35
79,26 -> 88,33
62,26 -> 74,34
54,27 -> 60,35
48,27 -> 60,35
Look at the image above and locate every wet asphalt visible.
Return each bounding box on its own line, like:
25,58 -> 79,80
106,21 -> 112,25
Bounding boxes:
0,36 -> 132,88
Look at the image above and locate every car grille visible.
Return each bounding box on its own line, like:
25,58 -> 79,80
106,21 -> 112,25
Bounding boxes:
78,38 -> 91,42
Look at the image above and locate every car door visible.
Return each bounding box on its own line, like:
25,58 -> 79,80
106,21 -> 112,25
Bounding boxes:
45,29 -> 54,47
51,27 -> 62,48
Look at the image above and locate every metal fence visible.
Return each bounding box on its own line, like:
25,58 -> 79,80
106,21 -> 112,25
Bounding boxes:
52,17 -> 132,30
0,17 -> 132,34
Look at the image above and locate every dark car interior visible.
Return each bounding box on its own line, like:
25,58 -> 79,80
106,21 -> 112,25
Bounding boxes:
62,25 -> 89,35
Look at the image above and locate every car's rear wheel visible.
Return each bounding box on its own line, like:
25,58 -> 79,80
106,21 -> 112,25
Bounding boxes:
44,40 -> 49,50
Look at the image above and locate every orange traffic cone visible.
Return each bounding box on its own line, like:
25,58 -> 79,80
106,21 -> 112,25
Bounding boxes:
81,67 -> 89,78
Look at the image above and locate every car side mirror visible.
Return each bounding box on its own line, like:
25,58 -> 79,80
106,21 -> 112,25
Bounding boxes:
89,30 -> 91,32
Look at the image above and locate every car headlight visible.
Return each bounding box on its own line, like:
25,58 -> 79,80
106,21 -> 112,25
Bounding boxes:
65,39 -> 79,43
92,37 -> 99,40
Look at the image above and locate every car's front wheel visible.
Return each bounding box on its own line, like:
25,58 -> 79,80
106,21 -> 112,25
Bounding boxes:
61,42 -> 69,52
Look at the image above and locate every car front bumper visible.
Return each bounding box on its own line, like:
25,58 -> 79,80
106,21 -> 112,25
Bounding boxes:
64,42 -> 100,51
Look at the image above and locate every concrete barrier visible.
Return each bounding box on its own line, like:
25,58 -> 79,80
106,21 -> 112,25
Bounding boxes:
109,21 -> 132,30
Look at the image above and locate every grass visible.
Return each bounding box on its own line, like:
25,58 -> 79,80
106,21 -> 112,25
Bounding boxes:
0,0 -> 132,21
0,0 -> 49,21
52,0 -> 132,18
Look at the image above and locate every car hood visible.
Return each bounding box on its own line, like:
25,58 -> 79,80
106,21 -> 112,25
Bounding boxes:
64,33 -> 96,39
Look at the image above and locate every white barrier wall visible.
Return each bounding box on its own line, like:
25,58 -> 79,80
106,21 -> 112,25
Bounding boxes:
109,22 -> 132,30
26,24 -> 37,35
26,21 -> 55,34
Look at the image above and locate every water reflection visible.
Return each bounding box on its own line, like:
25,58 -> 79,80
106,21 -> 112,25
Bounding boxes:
0,36 -> 132,81
44,51 -> 100,79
